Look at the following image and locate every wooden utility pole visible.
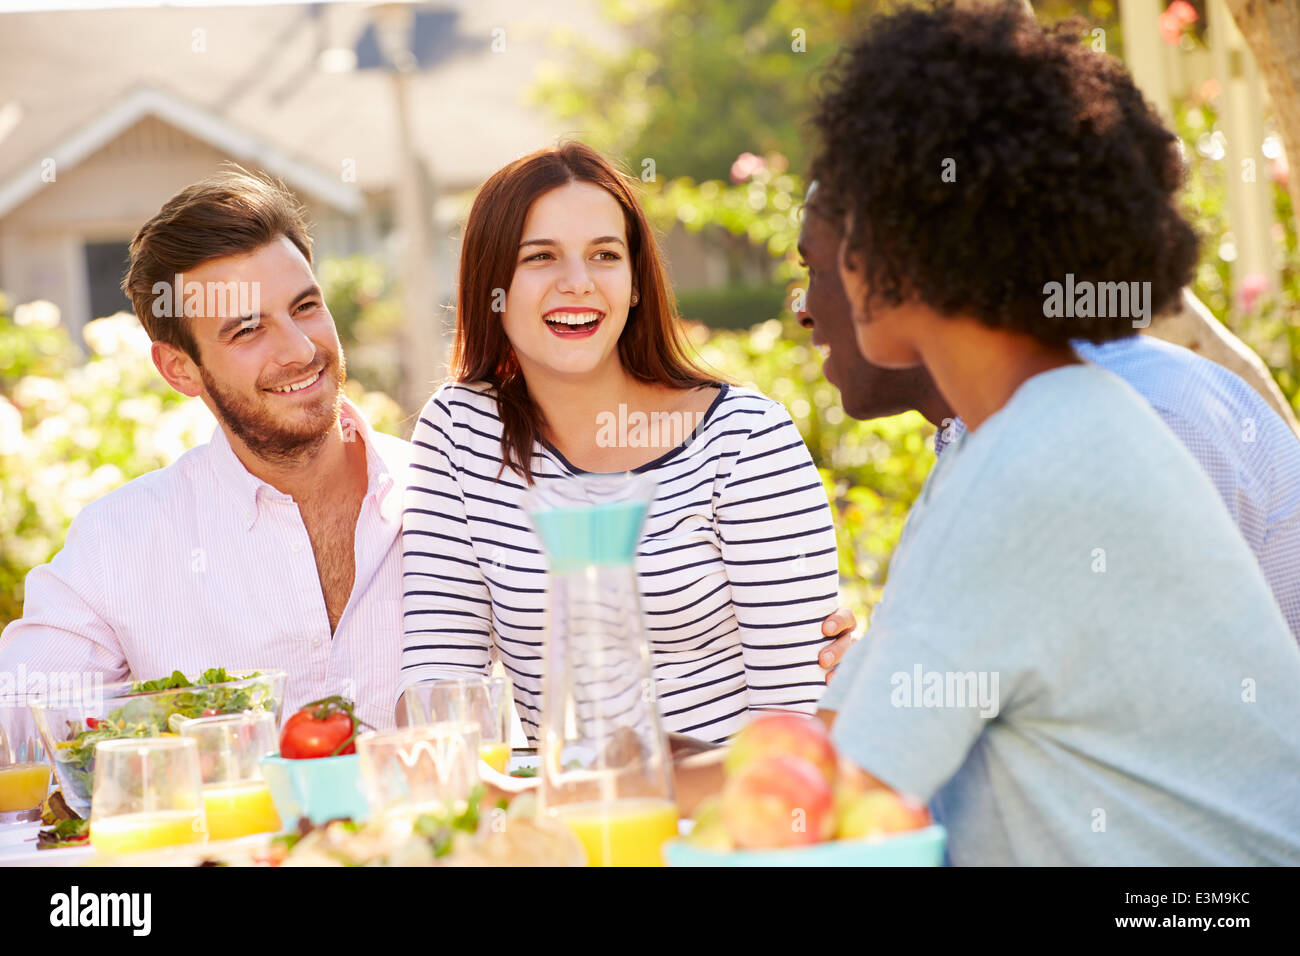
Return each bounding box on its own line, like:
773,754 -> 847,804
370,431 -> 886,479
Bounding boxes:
373,2 -> 444,419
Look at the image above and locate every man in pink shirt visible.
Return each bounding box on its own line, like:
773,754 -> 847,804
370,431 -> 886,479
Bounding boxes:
0,168 -> 410,730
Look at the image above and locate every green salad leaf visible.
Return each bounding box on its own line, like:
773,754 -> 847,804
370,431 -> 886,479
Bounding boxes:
55,668 -> 275,805
37,817 -> 90,850
130,670 -> 193,693
412,784 -> 486,858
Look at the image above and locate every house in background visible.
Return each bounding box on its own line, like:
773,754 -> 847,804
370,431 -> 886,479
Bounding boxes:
0,86 -> 368,340
0,0 -> 633,406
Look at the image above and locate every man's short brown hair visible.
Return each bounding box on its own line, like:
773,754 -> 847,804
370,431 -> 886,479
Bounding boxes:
122,165 -> 314,362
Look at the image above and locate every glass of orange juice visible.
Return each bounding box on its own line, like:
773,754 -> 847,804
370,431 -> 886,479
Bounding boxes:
89,737 -> 207,855
1,701 -> 51,824
401,677 -> 513,775
179,711 -> 281,841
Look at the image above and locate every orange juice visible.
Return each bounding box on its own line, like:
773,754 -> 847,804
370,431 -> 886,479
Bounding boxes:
0,763 -> 51,812
478,742 -> 511,775
553,799 -> 679,866
90,809 -> 207,854
202,782 -> 282,841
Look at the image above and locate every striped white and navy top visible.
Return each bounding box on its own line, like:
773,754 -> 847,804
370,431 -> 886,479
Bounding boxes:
399,380 -> 839,744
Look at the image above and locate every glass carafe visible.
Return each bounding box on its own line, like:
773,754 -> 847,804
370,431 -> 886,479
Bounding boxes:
522,472 -> 678,866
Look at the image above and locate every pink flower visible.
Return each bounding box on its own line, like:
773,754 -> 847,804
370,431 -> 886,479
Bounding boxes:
730,152 -> 765,184
1160,1 -> 1198,45
1272,150 -> 1288,188
1237,272 -> 1269,314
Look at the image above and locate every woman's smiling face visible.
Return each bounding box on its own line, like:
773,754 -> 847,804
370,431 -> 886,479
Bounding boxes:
501,180 -> 634,383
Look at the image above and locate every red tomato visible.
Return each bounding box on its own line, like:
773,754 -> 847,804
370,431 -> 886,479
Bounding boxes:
279,702 -> 358,759
85,717 -> 102,730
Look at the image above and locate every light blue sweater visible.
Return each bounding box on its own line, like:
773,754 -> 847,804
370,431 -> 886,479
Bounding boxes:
823,364 -> 1300,865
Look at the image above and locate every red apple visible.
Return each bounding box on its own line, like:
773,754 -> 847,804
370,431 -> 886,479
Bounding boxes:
725,712 -> 838,787
722,754 -> 835,849
836,788 -> 931,841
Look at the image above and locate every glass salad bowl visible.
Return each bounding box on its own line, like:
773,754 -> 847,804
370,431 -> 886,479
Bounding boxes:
30,669 -> 286,815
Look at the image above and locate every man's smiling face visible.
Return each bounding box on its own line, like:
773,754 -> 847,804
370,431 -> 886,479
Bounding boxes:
174,235 -> 346,462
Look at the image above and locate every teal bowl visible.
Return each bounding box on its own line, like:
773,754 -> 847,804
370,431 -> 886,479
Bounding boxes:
663,824 -> 947,867
259,754 -> 370,828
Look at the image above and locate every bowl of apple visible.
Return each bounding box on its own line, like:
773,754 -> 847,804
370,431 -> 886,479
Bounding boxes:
663,713 -> 946,867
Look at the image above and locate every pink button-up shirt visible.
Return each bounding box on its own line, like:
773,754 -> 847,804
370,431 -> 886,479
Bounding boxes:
0,401 -> 410,732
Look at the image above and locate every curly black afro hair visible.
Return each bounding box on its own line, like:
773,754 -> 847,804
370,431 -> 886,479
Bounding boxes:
810,1 -> 1199,345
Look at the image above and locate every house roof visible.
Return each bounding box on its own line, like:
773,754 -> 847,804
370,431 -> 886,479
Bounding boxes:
0,0 -> 616,211
0,86 -> 363,218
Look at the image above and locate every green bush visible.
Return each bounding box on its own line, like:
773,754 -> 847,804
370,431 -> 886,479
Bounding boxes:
317,255 -> 405,400
676,282 -> 788,330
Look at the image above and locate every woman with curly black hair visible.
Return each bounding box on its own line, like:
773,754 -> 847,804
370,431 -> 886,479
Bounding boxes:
805,2 -> 1300,865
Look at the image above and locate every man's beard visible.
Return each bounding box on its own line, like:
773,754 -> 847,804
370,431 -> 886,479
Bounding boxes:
200,350 -> 347,466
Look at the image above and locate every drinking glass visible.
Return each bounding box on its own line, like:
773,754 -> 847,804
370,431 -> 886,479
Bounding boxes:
522,473 -> 679,866
0,701 -> 51,825
179,711 -> 282,840
356,723 -> 479,830
402,676 -> 513,774
89,737 -> 207,854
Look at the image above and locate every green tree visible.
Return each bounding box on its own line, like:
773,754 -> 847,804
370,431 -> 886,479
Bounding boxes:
533,0 -> 878,182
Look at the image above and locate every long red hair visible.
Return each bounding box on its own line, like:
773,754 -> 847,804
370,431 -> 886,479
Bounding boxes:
451,142 -> 717,483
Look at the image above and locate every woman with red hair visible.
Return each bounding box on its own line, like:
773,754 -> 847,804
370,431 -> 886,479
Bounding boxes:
399,142 -> 847,744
